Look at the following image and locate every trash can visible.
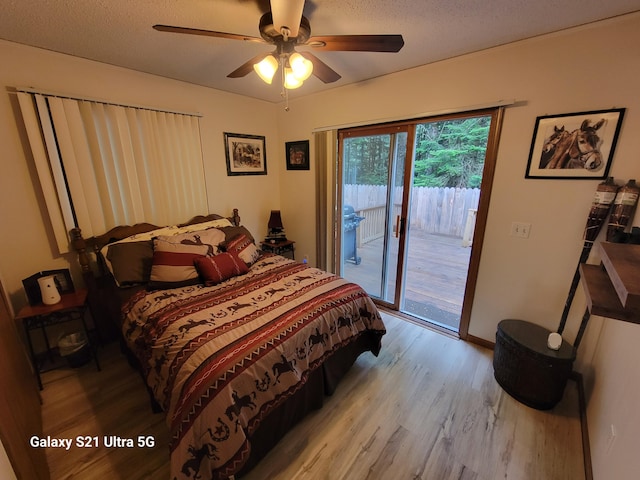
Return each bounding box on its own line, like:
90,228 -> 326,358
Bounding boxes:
58,331 -> 91,367
343,205 -> 365,265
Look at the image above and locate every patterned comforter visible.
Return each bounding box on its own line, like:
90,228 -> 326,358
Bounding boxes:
122,254 -> 386,479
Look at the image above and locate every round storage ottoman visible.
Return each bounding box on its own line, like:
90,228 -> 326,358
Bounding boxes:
493,319 -> 575,410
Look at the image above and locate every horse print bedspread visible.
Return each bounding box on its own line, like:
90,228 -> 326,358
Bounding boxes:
121,254 -> 386,480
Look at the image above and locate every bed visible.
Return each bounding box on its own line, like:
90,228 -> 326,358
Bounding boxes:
70,209 -> 386,480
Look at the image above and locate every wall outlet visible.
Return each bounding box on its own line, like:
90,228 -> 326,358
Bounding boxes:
510,222 -> 531,238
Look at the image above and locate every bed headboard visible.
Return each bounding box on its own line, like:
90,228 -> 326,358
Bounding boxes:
69,208 -> 241,278
68,208 -> 241,341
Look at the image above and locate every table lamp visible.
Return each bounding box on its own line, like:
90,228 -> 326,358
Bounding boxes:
267,210 -> 287,242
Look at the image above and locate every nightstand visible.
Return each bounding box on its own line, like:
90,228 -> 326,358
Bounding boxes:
15,289 -> 100,389
493,319 -> 575,410
260,240 -> 295,260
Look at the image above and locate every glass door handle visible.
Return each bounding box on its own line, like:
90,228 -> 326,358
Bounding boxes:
395,216 -> 407,238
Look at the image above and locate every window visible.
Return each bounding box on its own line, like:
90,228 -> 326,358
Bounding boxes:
17,92 -> 207,252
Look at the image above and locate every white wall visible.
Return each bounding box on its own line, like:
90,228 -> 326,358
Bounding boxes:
0,39 -> 280,308
275,13 -> 640,480
1,12 -> 639,480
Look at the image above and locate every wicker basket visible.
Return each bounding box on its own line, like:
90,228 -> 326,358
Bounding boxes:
493,319 -> 575,410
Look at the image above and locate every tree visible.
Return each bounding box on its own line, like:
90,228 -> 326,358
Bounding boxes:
413,116 -> 490,188
343,135 -> 390,185
342,115 -> 490,188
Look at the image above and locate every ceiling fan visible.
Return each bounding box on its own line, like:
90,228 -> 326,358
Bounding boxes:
153,0 -> 404,90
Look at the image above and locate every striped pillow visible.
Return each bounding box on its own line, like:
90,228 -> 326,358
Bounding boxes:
226,233 -> 260,266
149,239 -> 209,289
194,251 -> 249,286
156,228 -> 225,257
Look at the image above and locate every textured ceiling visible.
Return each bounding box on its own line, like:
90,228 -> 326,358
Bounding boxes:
2,0 -> 639,103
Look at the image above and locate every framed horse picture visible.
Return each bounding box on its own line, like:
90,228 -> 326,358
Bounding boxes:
525,108 -> 625,179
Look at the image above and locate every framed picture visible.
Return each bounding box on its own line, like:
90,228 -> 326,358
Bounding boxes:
22,269 -> 74,306
525,108 -> 625,179
285,140 -> 310,171
224,132 -> 267,176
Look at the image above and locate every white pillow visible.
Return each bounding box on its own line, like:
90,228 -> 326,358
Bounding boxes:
155,228 -> 225,257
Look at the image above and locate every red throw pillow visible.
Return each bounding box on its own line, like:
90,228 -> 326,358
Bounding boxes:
195,251 -> 249,286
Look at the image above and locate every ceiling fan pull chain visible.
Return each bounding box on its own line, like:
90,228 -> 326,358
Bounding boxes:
280,58 -> 290,111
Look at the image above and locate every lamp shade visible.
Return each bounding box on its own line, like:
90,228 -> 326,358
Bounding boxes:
289,53 -> 313,81
254,55 -> 278,84
268,210 -> 284,229
283,67 -> 303,89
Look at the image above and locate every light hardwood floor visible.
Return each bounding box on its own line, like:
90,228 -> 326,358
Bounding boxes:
40,313 -> 585,479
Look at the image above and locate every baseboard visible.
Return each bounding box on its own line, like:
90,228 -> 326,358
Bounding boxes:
466,333 -> 495,350
571,371 -> 593,480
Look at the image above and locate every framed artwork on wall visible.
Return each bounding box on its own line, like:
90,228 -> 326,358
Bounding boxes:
285,140 -> 310,170
224,132 -> 267,176
525,108 -> 625,179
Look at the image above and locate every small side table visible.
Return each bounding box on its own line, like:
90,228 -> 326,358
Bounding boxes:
261,240 -> 295,260
16,289 -> 100,390
493,319 -> 575,410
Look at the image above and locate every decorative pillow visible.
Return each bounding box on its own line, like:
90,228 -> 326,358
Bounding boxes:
156,228 -> 226,257
225,233 -> 261,266
176,218 -> 233,232
100,226 -> 180,284
217,225 -> 255,244
101,223 -> 229,286
149,239 -> 209,289
194,252 -> 249,286
106,240 -> 154,285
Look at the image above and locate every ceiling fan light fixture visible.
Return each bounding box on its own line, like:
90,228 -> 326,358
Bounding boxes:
283,67 -> 303,89
253,54 -> 278,84
289,52 -> 313,81
270,0 -> 305,38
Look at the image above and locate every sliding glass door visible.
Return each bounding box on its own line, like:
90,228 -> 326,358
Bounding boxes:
339,126 -> 410,307
338,109 -> 502,335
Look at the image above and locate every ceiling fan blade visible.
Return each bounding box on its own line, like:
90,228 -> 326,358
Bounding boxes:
306,34 -> 404,52
227,53 -> 270,78
299,52 -> 341,83
153,24 -> 265,43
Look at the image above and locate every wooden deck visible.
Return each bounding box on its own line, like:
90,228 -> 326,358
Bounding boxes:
343,228 -> 471,330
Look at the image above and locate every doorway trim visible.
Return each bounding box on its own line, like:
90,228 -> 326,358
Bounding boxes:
458,107 -> 505,340
331,107 -> 505,339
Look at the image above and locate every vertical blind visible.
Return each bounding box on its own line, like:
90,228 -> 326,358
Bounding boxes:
17,92 -> 207,253
313,129 -> 338,272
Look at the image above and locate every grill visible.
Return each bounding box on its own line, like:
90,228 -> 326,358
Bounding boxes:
343,205 -> 365,265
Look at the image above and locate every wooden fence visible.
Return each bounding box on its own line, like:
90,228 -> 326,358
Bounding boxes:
343,185 -> 480,244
